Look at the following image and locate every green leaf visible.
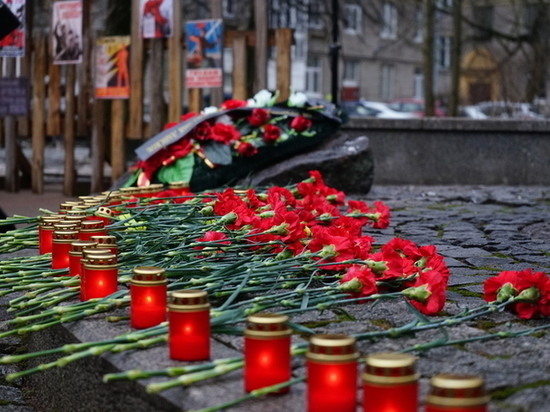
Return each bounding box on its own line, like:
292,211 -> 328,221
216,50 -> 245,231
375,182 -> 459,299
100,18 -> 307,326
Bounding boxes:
122,169 -> 140,188
156,154 -> 195,184
202,142 -> 232,165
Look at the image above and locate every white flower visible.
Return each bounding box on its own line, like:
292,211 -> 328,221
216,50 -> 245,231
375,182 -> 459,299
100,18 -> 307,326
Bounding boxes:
215,114 -> 232,125
246,98 -> 257,107
288,91 -> 308,108
252,89 -> 278,107
201,106 -> 218,115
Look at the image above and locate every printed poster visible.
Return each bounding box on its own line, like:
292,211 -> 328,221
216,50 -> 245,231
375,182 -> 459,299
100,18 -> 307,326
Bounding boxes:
140,0 -> 173,38
185,19 -> 223,88
95,36 -> 131,99
52,0 -> 83,65
0,0 -> 25,58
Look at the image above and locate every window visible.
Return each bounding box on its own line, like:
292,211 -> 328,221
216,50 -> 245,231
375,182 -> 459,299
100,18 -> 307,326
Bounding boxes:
269,0 -> 297,28
308,0 -> 323,29
380,64 -> 395,100
472,5 -> 493,41
414,67 -> 424,99
223,0 -> 236,18
293,33 -> 307,60
436,36 -> 452,69
306,56 -> 322,96
414,7 -> 423,42
344,4 -> 362,34
380,2 -> 397,39
343,60 -> 360,83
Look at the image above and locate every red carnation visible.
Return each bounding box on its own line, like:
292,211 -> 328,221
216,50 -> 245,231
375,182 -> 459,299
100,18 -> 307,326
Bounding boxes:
210,123 -> 241,144
192,121 -> 211,141
403,270 -> 447,315
263,124 -> 282,143
247,108 -> 270,127
340,265 -> 378,298
221,99 -> 248,110
195,231 -> 231,249
181,112 -> 198,122
235,141 -> 258,157
290,115 -> 312,132
163,122 -> 179,130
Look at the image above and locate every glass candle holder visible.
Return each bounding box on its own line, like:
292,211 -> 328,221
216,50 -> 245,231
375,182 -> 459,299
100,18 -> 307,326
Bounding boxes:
62,215 -> 86,227
38,216 -> 62,255
68,241 -> 97,277
306,334 -> 359,412
120,187 -> 140,207
362,352 -> 419,412
168,289 -> 210,361
244,313 -> 292,393
52,230 -> 79,269
82,253 -> 118,300
169,181 -> 190,196
426,374 -> 489,412
90,235 -> 117,255
80,247 -> 105,301
79,220 -> 106,241
59,201 -> 83,214
130,266 -> 167,329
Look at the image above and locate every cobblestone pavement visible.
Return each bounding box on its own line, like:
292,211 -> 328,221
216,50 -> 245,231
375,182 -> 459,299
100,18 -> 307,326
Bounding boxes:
1,185 -> 550,411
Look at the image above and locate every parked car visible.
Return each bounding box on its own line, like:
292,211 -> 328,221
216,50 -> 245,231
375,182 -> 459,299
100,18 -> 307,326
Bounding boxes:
342,100 -> 417,119
474,101 -> 544,120
458,106 -> 489,119
388,98 -> 447,117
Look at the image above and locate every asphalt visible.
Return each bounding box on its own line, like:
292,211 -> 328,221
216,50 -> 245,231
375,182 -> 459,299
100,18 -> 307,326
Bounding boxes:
1,183 -> 550,411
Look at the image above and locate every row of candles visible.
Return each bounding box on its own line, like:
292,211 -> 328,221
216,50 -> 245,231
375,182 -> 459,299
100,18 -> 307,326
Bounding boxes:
38,195 -> 489,411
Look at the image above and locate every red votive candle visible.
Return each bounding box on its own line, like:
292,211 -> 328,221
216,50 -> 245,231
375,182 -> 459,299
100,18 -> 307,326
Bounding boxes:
62,215 -> 86,228
363,352 -> 419,412
169,181 -> 190,196
101,191 -> 122,206
38,216 -> 62,254
52,230 -> 79,269
168,289 -> 210,361
130,266 -> 167,329
426,374 -> 489,412
120,187 -> 140,207
68,241 -> 97,277
244,313 -> 291,393
79,248 -> 106,301
90,235 -> 118,255
82,253 -> 118,300
306,334 -> 359,412
79,220 -> 106,241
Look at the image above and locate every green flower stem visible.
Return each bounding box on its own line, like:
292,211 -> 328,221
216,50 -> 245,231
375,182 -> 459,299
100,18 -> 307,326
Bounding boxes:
110,335 -> 168,353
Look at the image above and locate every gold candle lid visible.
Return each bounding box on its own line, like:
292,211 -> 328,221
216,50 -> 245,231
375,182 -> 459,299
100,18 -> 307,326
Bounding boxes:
66,209 -> 88,217
96,207 -> 115,219
78,196 -> 96,202
83,253 -> 118,269
245,313 -> 291,338
59,201 -> 84,213
62,216 -> 85,226
52,230 -> 80,243
131,266 -> 166,285
168,289 -> 210,311
168,181 -> 189,190
120,187 -> 139,196
149,183 -> 164,192
306,334 -> 359,363
363,353 -> 419,385
69,241 -> 98,256
54,221 -> 79,230
427,374 -> 489,407
90,235 -> 117,248
82,248 -> 106,259
80,220 -> 105,232
39,215 -> 62,228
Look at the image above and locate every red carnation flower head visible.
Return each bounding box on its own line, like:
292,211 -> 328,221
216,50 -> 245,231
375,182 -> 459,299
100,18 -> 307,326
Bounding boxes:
163,122 -> 179,130
402,269 -> 447,315
290,115 -> 313,132
339,265 -> 378,298
235,141 -> 258,157
181,112 -> 198,122
192,121 -> 212,141
194,231 -> 231,250
210,123 -> 241,144
221,99 -> 248,110
263,124 -> 282,143
248,108 -> 270,127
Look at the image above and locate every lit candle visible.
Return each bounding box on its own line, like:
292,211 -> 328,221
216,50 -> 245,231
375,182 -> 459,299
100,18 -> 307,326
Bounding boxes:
51,230 -> 79,269
363,352 -> 419,412
130,266 -> 167,329
244,313 -> 292,393
82,253 -> 118,300
79,219 -> 106,241
426,374 -> 489,412
90,235 -> 118,255
168,289 -> 210,361
306,334 -> 359,412
68,241 -> 97,277
79,248 -> 106,301
38,215 -> 62,255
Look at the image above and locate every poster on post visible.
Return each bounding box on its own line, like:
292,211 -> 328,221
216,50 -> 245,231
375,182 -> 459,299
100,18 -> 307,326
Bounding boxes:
0,0 -> 25,58
95,36 -> 131,99
51,0 -> 83,65
140,0 -> 173,38
185,19 -> 223,88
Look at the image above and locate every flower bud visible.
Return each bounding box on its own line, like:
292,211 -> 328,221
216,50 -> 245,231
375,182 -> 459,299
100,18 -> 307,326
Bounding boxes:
200,206 -> 214,216
496,283 -> 518,302
220,212 -> 237,224
266,223 -> 289,236
339,278 -> 363,293
402,285 -> 432,302
515,286 -> 540,303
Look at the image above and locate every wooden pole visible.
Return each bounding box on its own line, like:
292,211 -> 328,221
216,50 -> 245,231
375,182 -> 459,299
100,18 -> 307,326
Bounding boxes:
188,88 -> 202,113
149,38 -> 166,136
275,28 -> 292,102
253,0 -> 268,92
91,98 -> 106,193
129,0 -> 144,138
4,59 -> 18,192
32,34 -> 47,194
210,0 -> 224,106
46,54 -> 62,136
63,65 -> 77,196
232,34 -> 247,101
110,99 -> 125,183
168,0 -> 182,122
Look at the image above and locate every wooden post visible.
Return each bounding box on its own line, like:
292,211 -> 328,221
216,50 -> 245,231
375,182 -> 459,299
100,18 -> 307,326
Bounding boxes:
32,34 -> 47,194
254,0 -> 268,92
188,88 -> 202,113
91,99 -> 106,193
129,0 -> 144,138
110,99 -> 125,183
232,34 -> 247,101
77,0 -> 92,136
4,59 -> 18,192
149,38 -> 166,136
63,65 -> 77,196
46,55 -> 62,136
275,28 -> 292,102
209,0 -> 224,106
168,0 -> 182,122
